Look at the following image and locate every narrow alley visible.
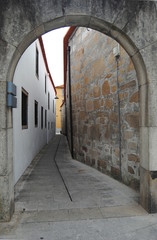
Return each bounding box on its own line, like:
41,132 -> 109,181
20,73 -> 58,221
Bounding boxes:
0,135 -> 157,240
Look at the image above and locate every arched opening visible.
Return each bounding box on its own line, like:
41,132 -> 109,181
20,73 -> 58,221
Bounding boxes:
2,15 -> 149,221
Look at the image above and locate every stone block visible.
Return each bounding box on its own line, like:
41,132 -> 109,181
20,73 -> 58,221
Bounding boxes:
65,15 -> 90,27
90,0 -> 124,26
102,80 -> 110,96
0,40 -> 16,83
147,82 -> 157,127
79,111 -> 86,121
139,84 -> 148,127
0,129 -> 7,175
123,130 -> 133,140
120,80 -> 136,91
128,166 -> 135,174
0,2 -> 35,47
89,16 -> 112,34
111,85 -> 117,93
111,166 -> 120,180
86,99 -> 94,112
109,112 -> 118,123
108,53 -> 115,66
140,127 -> 149,170
131,52 -> 147,87
140,41 -> 157,85
119,92 -> 128,101
149,127 -> 157,171
114,1 -> 142,30
98,159 -> 106,169
128,142 -> 137,151
88,125 -> 100,141
0,81 -> 7,129
7,128 -> 13,173
92,57 -> 105,79
130,91 -> 139,103
94,99 -> 99,110
110,26 -> 138,57
84,76 -> 89,86
125,113 -> 139,129
105,73 -> 112,79
127,59 -> 134,72
123,2 -> 157,51
140,166 -> 157,213
82,146 -> 87,152
128,154 -> 139,162
0,174 -> 14,221
104,125 -> 111,139
105,98 -> 113,110
93,86 -> 101,98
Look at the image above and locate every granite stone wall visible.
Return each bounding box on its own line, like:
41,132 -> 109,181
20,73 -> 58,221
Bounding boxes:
67,28 -> 140,190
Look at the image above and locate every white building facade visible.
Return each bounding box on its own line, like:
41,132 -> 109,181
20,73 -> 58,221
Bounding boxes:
13,37 -> 56,184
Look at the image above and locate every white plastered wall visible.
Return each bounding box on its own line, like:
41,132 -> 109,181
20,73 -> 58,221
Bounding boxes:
13,39 -> 56,184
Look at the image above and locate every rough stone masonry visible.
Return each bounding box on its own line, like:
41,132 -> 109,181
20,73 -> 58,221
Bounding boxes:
66,28 -> 140,190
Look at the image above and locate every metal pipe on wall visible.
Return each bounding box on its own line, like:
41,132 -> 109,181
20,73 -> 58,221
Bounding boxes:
116,54 -> 122,181
67,45 -> 74,158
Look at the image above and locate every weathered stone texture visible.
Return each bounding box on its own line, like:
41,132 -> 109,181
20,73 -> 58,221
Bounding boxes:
67,27 -> 140,190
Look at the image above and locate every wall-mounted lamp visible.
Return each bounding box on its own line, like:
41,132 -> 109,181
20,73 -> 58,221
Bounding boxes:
54,95 -> 59,99
113,44 -> 120,59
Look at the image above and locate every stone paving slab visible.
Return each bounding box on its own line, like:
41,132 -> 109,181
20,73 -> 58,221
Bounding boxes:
1,135 -> 156,240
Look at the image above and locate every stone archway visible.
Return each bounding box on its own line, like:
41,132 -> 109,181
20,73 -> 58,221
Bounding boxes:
1,0 -> 157,220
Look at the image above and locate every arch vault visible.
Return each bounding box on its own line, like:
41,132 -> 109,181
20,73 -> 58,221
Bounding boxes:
0,0 -> 157,220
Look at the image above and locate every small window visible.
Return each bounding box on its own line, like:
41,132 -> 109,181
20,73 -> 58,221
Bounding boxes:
48,92 -> 50,110
41,106 -> 43,129
36,46 -> 39,78
34,100 -> 38,127
45,74 -> 47,93
21,88 -> 28,129
45,110 -> 47,128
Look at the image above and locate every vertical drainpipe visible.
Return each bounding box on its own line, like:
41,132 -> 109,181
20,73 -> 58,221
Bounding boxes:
65,102 -> 67,135
115,54 -> 122,181
67,45 -> 74,158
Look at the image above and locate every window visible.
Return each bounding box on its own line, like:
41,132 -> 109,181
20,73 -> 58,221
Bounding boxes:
48,92 -> 50,110
34,100 -> 38,127
45,110 -> 47,128
41,106 -> 43,129
45,74 -> 47,93
21,88 -> 28,129
36,46 -> 39,78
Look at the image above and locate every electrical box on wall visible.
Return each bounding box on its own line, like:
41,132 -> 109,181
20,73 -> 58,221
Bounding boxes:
113,44 -> 120,58
7,94 -> 17,108
7,82 -> 17,108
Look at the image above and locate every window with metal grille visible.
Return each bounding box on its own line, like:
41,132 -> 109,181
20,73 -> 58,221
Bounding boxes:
36,46 -> 39,78
41,106 -> 43,129
45,74 -> 47,93
48,92 -> 50,110
45,109 -> 47,128
34,100 -> 38,127
22,88 -> 28,129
